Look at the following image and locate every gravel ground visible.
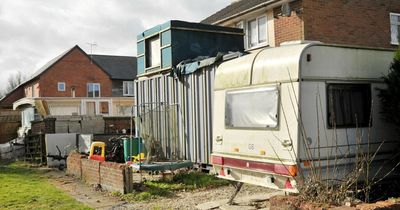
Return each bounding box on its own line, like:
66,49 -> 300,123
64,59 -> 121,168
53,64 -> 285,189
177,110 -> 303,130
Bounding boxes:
44,168 -> 276,210
122,184 -> 276,210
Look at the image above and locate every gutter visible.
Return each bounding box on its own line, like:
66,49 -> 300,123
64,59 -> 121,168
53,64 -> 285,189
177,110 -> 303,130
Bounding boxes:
211,0 -> 295,25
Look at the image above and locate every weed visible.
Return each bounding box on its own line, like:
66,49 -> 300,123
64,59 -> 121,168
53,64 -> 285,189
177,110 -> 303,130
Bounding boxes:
119,171 -> 229,202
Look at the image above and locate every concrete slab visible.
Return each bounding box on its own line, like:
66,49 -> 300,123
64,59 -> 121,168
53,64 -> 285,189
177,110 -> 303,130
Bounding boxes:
78,134 -> 92,153
220,204 -> 257,210
196,200 -> 227,210
196,191 -> 284,210
235,191 -> 285,204
55,125 -> 68,133
68,122 -> 81,133
46,133 -> 77,167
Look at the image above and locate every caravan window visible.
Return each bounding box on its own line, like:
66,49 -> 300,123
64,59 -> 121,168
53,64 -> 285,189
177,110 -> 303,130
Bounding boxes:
327,83 -> 371,128
225,86 -> 279,129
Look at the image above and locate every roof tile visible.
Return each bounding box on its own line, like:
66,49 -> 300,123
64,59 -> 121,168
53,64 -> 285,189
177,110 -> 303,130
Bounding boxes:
201,0 -> 270,24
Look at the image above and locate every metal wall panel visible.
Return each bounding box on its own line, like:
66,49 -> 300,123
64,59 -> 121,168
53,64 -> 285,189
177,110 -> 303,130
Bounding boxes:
135,67 -> 215,164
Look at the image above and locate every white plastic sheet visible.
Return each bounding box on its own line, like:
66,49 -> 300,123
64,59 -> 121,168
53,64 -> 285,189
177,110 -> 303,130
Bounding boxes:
225,86 -> 279,129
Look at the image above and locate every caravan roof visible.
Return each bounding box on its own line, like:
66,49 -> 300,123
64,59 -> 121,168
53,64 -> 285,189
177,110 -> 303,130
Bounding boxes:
215,43 -> 394,90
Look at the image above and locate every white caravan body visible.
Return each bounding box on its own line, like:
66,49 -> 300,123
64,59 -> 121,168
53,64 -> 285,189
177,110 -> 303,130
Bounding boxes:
211,43 -> 399,192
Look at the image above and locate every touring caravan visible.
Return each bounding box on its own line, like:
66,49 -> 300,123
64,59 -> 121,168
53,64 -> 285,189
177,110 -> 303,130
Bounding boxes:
211,42 -> 400,192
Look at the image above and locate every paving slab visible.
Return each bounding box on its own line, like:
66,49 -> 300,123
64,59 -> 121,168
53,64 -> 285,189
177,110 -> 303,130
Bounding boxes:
196,200 -> 228,210
196,191 -> 285,210
235,191 -> 285,204
220,204 -> 257,210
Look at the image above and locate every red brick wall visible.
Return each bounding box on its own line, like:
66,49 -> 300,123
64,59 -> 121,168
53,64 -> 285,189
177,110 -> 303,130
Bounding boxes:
39,48 -> 112,97
100,161 -> 131,193
104,117 -> 133,134
67,153 -> 132,193
24,81 -> 39,98
274,0 -> 304,46
31,121 -> 45,135
81,158 -> 101,184
303,0 -> 400,49
0,86 -> 24,108
66,152 -> 85,177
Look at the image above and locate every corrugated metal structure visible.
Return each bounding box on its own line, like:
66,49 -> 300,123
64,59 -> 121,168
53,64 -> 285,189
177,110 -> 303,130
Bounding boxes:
135,66 -> 215,164
135,20 -> 245,164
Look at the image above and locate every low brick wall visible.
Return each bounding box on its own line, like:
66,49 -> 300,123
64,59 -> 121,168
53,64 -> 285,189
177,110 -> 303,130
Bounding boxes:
81,158 -> 101,184
66,152 -> 133,193
100,161 -> 132,193
66,152 -> 85,177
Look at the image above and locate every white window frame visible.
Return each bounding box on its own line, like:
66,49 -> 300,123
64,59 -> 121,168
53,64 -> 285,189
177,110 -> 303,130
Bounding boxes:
87,83 -> 101,98
123,81 -> 134,96
145,35 -> 161,69
58,82 -> 66,92
246,15 -> 268,49
390,13 -> 400,45
236,21 -> 246,48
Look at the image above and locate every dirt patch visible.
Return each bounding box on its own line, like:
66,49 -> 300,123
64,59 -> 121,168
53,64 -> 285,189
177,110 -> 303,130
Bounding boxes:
44,169 -> 126,209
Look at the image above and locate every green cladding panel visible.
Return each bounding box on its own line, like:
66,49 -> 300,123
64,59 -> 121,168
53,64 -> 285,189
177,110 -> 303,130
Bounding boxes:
161,47 -> 172,69
161,31 -> 171,47
137,56 -> 145,75
137,20 -> 244,76
137,41 -> 145,55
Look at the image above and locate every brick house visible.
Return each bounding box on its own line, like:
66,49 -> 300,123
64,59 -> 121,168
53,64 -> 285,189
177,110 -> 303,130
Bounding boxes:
0,45 -> 136,136
201,0 -> 400,50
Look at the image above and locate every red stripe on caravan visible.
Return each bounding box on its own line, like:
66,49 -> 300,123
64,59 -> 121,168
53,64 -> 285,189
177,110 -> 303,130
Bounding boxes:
211,155 -> 297,176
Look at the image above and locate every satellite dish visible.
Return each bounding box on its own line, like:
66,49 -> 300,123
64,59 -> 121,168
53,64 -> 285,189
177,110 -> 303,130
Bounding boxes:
281,3 -> 292,17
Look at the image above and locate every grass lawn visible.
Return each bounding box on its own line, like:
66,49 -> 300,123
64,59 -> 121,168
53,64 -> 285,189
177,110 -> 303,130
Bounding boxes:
0,162 -> 91,210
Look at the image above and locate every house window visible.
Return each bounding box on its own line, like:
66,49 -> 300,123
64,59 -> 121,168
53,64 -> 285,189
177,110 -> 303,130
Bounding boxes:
146,35 -> 161,68
390,13 -> 400,45
225,86 -> 279,129
58,82 -> 65,92
247,16 -> 268,48
87,83 -> 100,98
123,81 -> 134,96
327,84 -> 371,128
100,101 -> 109,115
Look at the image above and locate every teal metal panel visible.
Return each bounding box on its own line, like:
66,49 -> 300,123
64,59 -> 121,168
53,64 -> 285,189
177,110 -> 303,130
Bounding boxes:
136,20 -> 244,76
137,56 -> 145,75
137,41 -> 145,55
161,47 -> 172,69
161,31 -> 171,47
170,29 -> 243,67
159,21 -> 171,31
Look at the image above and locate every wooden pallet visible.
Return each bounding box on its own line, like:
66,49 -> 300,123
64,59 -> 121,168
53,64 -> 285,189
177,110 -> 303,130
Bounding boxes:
24,134 -> 46,164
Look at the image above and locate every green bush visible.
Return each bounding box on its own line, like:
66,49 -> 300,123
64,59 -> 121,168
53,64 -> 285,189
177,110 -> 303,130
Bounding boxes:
378,49 -> 400,127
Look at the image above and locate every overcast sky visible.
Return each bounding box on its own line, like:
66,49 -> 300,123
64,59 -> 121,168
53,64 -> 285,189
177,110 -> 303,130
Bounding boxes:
0,0 -> 231,91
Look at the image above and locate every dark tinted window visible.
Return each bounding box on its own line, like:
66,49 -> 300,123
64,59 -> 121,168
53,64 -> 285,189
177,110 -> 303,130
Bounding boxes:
327,83 -> 371,128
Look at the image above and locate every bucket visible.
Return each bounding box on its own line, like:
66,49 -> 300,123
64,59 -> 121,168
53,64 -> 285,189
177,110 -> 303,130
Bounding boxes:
123,137 -> 131,161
